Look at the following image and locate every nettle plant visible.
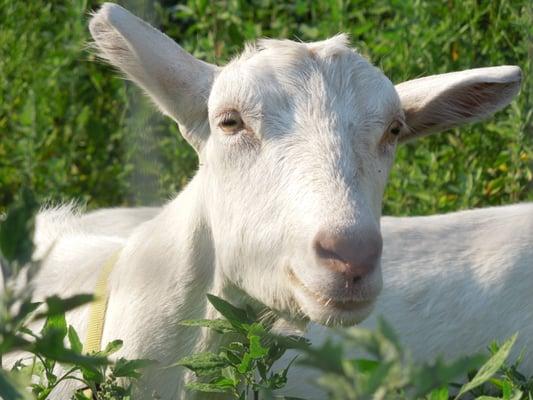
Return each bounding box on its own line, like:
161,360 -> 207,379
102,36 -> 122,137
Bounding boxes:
180,294 -> 529,400
176,294 -> 307,399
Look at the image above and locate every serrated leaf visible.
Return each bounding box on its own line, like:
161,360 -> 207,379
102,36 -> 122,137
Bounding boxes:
113,358 -> 157,378
206,294 -> 251,329
211,376 -> 238,389
179,318 -> 237,333
80,364 -> 105,384
185,382 -> 229,393
223,349 -> 243,365
269,333 -> 311,351
101,339 -> 123,356
174,352 -> 228,376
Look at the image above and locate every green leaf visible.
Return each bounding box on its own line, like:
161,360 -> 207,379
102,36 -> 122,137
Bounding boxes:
185,382 -> 229,393
358,361 -> 394,396
211,376 -> 238,389
101,339 -> 123,356
0,189 -> 37,267
428,387 -> 449,400
41,313 -> 67,340
174,352 -> 228,376
248,335 -> 268,359
267,356 -> 298,390
80,364 -> 105,384
269,333 -> 311,351
413,355 -> 485,397
179,318 -> 237,333
509,389 -> 524,400
34,294 -> 94,319
455,334 -> 518,399
353,358 -> 380,373
221,366 -> 239,387
0,369 -> 27,400
68,325 -> 83,354
113,358 -> 156,378
32,337 -> 108,369
223,348 -> 244,365
206,294 -> 251,330
237,352 -> 252,374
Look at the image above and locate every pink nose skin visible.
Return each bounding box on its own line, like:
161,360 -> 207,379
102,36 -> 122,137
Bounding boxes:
313,229 -> 383,283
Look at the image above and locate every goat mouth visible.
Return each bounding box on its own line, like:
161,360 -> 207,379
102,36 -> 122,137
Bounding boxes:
287,268 -> 374,311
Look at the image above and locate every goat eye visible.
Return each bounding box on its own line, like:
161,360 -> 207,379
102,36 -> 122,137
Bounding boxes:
219,110 -> 244,134
388,120 -> 402,136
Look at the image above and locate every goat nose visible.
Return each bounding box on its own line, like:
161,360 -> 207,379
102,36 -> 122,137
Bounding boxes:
313,229 -> 383,281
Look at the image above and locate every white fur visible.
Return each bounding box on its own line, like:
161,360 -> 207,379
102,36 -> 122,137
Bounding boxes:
27,203 -> 533,399
5,3 -> 524,398
281,203 -> 533,398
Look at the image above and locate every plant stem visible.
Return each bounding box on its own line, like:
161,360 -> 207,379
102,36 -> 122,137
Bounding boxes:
51,366 -> 79,388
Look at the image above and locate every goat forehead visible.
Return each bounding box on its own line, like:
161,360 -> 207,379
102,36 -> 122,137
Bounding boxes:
211,39 -> 399,125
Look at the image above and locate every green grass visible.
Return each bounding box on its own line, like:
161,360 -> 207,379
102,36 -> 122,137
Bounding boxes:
0,0 -> 531,214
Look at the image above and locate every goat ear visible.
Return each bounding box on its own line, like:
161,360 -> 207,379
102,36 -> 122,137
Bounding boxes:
395,66 -> 521,142
89,3 -> 218,151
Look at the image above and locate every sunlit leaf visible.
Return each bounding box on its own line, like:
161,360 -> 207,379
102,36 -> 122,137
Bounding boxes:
455,334 -> 518,399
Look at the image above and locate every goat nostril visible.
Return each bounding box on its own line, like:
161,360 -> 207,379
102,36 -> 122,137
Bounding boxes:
313,228 -> 382,279
315,243 -> 340,261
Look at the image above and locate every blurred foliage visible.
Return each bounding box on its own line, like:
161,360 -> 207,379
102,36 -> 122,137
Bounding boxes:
0,192 -> 154,399
181,295 -> 532,399
0,0 -> 531,215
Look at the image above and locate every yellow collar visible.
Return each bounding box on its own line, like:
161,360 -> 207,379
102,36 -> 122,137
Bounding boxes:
84,251 -> 120,354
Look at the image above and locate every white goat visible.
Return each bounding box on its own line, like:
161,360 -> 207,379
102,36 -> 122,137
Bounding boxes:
31,202 -> 533,399
7,2 -> 525,398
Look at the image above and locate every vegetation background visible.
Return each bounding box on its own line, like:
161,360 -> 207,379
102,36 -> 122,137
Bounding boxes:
1,0 -> 531,215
